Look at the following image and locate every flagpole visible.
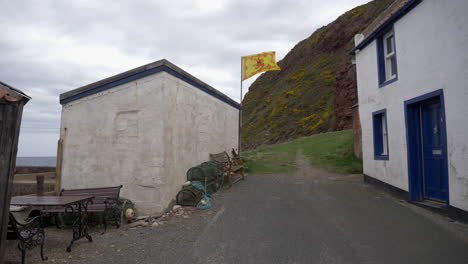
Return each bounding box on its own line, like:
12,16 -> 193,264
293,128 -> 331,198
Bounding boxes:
239,56 -> 243,156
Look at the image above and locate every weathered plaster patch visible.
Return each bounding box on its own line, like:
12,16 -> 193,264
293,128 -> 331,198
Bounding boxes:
115,110 -> 139,138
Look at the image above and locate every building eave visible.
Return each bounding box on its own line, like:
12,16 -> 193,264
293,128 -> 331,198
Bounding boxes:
351,0 -> 422,54
59,59 -> 240,109
0,81 -> 31,103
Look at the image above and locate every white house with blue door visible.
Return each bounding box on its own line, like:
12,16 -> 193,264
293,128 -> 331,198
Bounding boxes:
353,0 -> 468,213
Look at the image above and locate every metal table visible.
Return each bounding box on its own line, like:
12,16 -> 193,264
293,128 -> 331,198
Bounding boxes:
10,195 -> 94,252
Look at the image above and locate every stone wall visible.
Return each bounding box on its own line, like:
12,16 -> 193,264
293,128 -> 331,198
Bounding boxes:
15,166 -> 55,174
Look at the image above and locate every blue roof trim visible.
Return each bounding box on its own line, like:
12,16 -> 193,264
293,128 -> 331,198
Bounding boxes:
351,0 -> 422,54
60,65 -> 240,110
60,66 -> 163,105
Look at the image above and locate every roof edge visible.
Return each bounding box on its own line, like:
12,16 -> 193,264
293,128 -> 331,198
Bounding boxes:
0,81 -> 31,103
60,59 -> 240,109
351,0 -> 422,54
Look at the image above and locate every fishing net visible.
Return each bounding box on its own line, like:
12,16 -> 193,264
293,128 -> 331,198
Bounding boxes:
176,184 -> 204,206
176,160 -> 225,206
186,160 -> 224,194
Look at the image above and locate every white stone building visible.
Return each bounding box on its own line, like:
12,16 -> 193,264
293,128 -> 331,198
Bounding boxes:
353,0 -> 468,213
59,59 -> 239,215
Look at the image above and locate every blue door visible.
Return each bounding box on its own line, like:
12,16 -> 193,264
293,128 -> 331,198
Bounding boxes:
421,98 -> 448,201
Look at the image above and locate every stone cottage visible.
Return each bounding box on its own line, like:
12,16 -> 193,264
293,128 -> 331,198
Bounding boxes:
59,59 -> 239,214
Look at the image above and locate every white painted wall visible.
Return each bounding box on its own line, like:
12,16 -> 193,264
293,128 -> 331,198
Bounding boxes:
355,0 -> 468,211
60,71 -> 239,215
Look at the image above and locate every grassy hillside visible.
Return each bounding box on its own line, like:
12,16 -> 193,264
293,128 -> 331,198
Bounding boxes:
242,130 -> 362,174
241,0 -> 394,150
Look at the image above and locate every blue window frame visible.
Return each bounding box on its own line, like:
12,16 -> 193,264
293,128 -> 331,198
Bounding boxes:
377,27 -> 398,87
373,109 -> 389,160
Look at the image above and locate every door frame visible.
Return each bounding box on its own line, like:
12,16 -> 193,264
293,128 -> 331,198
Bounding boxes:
404,89 -> 450,206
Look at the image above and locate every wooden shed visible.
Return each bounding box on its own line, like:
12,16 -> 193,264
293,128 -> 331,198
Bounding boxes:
0,81 -> 30,263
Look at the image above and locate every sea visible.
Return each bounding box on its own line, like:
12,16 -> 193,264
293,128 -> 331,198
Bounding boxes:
16,157 -> 57,167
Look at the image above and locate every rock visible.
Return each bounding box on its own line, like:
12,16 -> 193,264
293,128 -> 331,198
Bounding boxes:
185,207 -> 197,212
152,222 -> 159,227
136,216 -> 149,220
127,220 -> 146,228
173,205 -> 182,211
174,210 -> 183,216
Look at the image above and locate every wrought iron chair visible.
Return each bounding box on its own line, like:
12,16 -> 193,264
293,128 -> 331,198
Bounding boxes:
8,210 -> 47,264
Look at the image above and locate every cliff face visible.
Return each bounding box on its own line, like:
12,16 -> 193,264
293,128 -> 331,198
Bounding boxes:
241,0 -> 394,150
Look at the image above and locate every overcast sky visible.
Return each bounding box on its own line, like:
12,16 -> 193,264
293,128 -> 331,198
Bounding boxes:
1,0 -> 369,157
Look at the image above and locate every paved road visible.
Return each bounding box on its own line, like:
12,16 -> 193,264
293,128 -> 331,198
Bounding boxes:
178,153 -> 468,264
6,153 -> 468,263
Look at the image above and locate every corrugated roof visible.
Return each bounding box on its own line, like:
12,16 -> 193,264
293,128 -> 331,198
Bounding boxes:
60,59 -> 240,109
352,0 -> 422,53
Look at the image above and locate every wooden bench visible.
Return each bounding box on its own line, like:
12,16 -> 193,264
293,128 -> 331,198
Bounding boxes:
47,185 -> 124,231
8,210 -> 47,264
231,148 -> 245,168
209,151 -> 245,187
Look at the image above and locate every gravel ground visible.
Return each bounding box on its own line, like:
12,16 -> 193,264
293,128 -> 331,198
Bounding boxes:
5,152 -> 468,263
4,190 -> 231,264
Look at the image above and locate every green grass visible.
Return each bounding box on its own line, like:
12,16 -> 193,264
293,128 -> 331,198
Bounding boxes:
242,130 -> 362,174
242,140 -> 298,174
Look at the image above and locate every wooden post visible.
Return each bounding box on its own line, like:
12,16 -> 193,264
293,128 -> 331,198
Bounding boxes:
55,139 -> 64,195
36,175 -> 44,196
0,82 -> 30,263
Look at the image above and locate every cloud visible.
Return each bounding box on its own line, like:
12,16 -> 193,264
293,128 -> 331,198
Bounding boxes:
0,0 -> 369,156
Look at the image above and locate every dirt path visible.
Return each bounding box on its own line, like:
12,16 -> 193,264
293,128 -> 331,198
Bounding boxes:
5,151 -> 468,263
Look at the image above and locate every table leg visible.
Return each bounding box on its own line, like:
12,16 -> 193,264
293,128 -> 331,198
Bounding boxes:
65,200 -> 93,252
39,209 -> 48,260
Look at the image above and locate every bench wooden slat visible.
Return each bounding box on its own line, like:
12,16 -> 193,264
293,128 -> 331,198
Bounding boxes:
62,192 -> 119,197
209,152 -> 230,163
41,185 -> 124,232
61,186 -> 122,191
52,185 -> 123,213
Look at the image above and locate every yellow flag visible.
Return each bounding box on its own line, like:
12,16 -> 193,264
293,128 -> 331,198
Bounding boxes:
242,51 -> 281,80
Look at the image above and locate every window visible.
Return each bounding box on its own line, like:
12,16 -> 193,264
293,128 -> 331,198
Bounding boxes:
377,29 -> 398,86
373,109 -> 389,160
383,32 -> 397,80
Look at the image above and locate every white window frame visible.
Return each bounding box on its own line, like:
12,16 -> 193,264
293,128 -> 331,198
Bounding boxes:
383,31 -> 397,81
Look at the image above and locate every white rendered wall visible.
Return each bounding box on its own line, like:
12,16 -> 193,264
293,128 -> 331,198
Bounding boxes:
60,71 -> 239,215
355,0 -> 468,211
